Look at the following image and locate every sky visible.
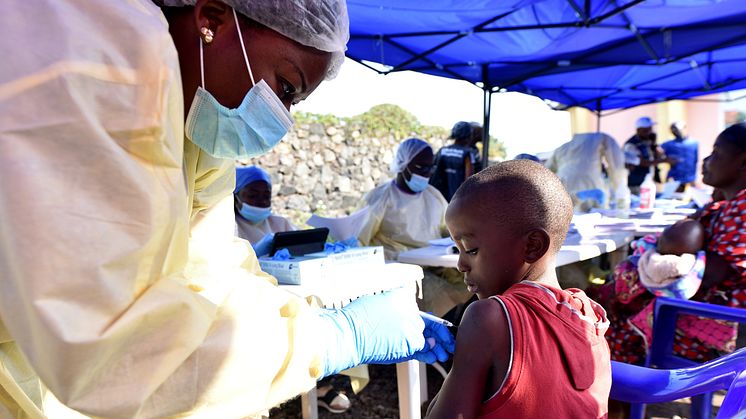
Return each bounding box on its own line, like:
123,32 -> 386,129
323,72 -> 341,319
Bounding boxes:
295,59 -> 746,158
294,59 -> 573,158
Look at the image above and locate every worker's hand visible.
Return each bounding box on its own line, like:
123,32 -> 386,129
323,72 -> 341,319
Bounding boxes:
409,315 -> 455,364
316,288 -> 453,378
251,233 -> 274,257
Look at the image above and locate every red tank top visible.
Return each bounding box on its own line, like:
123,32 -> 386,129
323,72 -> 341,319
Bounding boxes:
478,282 -> 611,418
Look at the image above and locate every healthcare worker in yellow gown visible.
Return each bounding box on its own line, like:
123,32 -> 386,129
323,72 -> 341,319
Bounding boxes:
0,1 -> 454,418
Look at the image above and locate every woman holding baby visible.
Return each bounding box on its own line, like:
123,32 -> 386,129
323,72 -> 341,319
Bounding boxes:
596,123 -> 746,365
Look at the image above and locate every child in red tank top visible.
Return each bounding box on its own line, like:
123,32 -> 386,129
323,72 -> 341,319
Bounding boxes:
426,160 -> 611,419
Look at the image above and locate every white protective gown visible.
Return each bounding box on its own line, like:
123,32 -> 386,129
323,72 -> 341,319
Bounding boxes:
0,1 -> 323,417
358,181 -> 448,260
235,214 -> 296,244
545,132 -> 627,210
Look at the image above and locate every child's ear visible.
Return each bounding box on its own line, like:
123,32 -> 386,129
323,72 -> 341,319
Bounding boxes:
524,229 -> 551,263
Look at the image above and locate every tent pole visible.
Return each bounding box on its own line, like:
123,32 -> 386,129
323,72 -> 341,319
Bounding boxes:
596,99 -> 602,132
482,87 -> 492,168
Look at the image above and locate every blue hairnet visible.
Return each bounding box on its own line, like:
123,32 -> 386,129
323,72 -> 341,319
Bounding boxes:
235,165 -> 272,194
390,138 -> 432,173
514,153 -> 541,162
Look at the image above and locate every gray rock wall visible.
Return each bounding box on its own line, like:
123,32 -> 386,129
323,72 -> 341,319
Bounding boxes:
239,121 -> 448,226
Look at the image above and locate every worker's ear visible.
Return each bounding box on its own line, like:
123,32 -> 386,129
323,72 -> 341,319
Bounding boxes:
193,0 -> 233,42
524,229 -> 551,264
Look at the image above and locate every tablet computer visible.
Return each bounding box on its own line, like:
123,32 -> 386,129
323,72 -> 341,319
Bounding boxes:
270,227 -> 330,257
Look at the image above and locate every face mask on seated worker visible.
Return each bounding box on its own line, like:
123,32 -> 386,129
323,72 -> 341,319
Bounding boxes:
239,203 -> 272,224
405,169 -> 430,193
185,9 -> 293,159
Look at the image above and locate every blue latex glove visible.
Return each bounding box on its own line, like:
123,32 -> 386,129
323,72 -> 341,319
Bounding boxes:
272,248 -> 291,260
576,188 -> 606,206
252,233 -> 274,257
339,237 -> 360,248
316,288 -> 455,378
414,314 -> 456,364
323,241 -> 350,254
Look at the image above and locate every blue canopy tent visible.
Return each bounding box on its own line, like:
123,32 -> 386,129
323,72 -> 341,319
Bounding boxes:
345,0 -> 746,161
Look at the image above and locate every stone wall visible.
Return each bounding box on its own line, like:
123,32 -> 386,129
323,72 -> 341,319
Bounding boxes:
239,111 -> 449,226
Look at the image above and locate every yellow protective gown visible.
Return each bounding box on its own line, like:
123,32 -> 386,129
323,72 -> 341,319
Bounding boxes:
0,1 -> 323,417
358,181 -> 448,260
545,132 -> 627,210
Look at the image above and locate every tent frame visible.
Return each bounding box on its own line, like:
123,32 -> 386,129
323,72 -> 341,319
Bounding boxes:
347,1 -> 746,163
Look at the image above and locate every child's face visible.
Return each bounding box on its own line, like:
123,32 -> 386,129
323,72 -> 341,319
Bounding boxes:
445,198 -> 527,299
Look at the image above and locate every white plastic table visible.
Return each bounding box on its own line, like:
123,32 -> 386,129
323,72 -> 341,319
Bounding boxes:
397,231 -> 634,269
280,262 -> 425,419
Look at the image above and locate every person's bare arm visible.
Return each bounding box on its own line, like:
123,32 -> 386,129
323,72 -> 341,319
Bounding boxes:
464,154 -> 475,178
427,299 -> 511,419
700,250 -> 738,292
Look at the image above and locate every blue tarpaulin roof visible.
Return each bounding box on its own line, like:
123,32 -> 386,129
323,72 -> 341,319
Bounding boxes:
346,0 -> 746,111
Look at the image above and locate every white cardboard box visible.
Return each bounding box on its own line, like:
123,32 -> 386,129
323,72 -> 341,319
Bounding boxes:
260,247 -> 385,285
306,246 -> 385,268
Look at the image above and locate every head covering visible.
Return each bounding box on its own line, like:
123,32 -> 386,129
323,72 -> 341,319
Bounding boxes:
390,138 -> 431,174
514,153 -> 541,162
235,165 -> 272,194
160,0 -> 349,79
635,116 -> 654,129
450,121 -> 472,141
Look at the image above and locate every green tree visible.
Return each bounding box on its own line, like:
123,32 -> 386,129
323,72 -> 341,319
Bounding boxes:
488,136 -> 507,160
350,104 -> 426,140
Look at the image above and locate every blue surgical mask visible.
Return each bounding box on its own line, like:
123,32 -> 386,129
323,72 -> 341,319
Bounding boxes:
239,203 -> 272,224
405,172 -> 430,193
185,9 -> 293,160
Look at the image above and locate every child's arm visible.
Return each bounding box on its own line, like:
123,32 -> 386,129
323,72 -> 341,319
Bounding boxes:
427,299 -> 511,419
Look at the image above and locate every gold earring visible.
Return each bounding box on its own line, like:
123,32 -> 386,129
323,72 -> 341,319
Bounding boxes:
200,27 -> 214,44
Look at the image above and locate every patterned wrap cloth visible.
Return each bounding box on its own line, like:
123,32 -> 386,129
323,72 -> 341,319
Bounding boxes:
596,188 -> 746,364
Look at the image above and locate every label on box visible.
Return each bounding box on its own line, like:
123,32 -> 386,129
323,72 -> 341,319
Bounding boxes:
258,256 -> 326,285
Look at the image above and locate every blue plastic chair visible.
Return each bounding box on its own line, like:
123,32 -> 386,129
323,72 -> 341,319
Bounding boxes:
611,348 -> 746,419
630,297 -> 746,419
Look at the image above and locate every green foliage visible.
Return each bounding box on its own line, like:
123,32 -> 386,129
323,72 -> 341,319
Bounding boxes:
350,104 -> 425,139
296,103 -> 448,140
488,136 -> 507,160
293,111 -> 342,126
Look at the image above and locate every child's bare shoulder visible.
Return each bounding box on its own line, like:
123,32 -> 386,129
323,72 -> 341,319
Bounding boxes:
458,298 -> 510,349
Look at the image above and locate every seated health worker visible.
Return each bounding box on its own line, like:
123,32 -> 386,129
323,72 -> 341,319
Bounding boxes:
427,160 -> 611,418
234,165 -> 295,244
358,137 -> 448,261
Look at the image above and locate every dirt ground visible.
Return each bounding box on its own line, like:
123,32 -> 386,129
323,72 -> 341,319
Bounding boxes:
270,364 -> 717,419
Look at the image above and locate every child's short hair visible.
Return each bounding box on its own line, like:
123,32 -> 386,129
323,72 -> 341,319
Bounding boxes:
452,160 -> 573,252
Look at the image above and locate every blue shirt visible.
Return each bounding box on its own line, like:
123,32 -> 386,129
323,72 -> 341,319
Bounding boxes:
661,137 -> 698,184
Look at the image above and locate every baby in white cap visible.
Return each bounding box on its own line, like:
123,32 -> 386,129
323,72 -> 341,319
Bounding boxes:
638,219 -> 705,299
